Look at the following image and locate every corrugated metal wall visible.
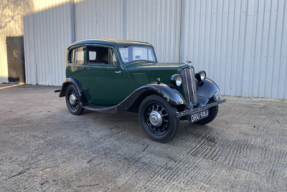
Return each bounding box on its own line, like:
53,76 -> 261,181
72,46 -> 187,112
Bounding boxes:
74,0 -> 182,62
182,0 -> 287,99
126,0 -> 182,63
23,0 -> 73,85
2,0 -> 287,99
74,0 -> 123,40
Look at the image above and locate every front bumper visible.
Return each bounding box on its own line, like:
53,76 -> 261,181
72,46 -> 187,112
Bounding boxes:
176,98 -> 226,118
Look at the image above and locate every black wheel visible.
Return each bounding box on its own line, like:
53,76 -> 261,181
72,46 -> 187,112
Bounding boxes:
195,96 -> 218,125
65,84 -> 84,115
139,95 -> 179,143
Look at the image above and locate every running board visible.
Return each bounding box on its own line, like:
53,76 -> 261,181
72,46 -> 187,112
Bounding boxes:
82,104 -> 118,113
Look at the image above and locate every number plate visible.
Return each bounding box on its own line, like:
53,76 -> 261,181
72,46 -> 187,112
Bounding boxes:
190,110 -> 209,123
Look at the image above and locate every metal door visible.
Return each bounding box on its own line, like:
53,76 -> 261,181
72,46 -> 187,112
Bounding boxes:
83,46 -> 130,105
6,36 -> 25,83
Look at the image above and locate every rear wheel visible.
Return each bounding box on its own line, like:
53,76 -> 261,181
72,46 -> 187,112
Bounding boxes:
195,96 -> 218,125
139,95 -> 179,143
65,84 -> 84,115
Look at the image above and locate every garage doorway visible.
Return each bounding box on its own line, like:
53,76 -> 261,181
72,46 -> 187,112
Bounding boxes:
6,36 -> 25,83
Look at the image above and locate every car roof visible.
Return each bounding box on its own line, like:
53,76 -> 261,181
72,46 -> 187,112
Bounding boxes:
68,38 -> 152,49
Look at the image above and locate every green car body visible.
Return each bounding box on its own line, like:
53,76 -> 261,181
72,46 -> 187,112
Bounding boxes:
58,39 -> 226,142
64,39 -> 188,106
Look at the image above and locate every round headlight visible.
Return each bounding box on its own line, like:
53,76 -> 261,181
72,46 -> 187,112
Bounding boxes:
195,71 -> 206,81
176,75 -> 182,86
200,71 -> 206,81
170,74 -> 182,87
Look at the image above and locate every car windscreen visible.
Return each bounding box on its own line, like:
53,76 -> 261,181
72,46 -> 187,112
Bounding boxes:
118,45 -> 156,64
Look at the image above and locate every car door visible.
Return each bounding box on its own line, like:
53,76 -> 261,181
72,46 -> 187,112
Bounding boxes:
83,45 -> 130,105
66,46 -> 86,86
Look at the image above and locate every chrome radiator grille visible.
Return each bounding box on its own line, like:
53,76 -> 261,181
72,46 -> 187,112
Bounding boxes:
181,67 -> 198,105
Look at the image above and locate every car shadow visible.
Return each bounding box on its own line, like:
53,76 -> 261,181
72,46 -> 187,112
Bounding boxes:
81,110 -> 216,145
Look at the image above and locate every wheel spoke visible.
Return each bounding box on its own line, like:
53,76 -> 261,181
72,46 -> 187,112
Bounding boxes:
68,90 -> 80,111
144,102 -> 170,136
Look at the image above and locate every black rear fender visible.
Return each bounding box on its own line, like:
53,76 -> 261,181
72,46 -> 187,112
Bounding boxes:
59,78 -> 88,105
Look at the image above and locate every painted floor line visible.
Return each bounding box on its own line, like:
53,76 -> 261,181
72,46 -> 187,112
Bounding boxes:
0,83 -> 25,90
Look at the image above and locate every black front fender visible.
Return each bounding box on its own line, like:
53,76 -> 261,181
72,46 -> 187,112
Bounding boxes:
197,78 -> 219,106
116,83 -> 186,113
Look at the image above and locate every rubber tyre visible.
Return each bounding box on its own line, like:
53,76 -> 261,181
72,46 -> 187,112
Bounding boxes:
139,95 -> 180,143
195,96 -> 218,125
65,84 -> 85,115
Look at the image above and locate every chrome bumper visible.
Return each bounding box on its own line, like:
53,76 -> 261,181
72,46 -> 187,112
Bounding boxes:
176,98 -> 226,118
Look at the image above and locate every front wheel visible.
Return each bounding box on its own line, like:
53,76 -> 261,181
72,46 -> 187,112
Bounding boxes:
139,95 -> 179,143
195,96 -> 218,125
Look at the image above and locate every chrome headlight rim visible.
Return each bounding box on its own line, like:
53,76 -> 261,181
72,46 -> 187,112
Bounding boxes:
195,71 -> 206,81
170,74 -> 182,87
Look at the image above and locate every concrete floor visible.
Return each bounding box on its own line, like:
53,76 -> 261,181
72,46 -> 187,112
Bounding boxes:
0,84 -> 287,192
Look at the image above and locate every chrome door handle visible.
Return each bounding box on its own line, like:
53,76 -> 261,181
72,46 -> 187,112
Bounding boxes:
114,71 -> 122,74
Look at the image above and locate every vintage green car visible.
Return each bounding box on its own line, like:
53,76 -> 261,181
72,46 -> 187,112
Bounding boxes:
56,39 -> 226,142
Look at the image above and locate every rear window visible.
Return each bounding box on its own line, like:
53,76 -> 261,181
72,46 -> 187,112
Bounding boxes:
70,47 -> 84,64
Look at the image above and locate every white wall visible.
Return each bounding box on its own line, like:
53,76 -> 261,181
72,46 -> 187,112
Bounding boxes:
73,0 -> 182,63
3,0 -> 287,99
126,0 -> 182,63
23,0 -> 74,85
182,0 -> 287,99
74,0 -> 123,41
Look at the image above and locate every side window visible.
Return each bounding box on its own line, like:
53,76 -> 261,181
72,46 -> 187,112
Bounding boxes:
112,53 -> 116,63
70,47 -> 84,64
87,46 -> 116,65
109,49 -> 117,65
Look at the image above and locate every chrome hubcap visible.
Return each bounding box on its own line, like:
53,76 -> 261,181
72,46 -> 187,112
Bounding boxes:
69,94 -> 76,105
149,111 -> 162,127
145,103 -> 169,136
